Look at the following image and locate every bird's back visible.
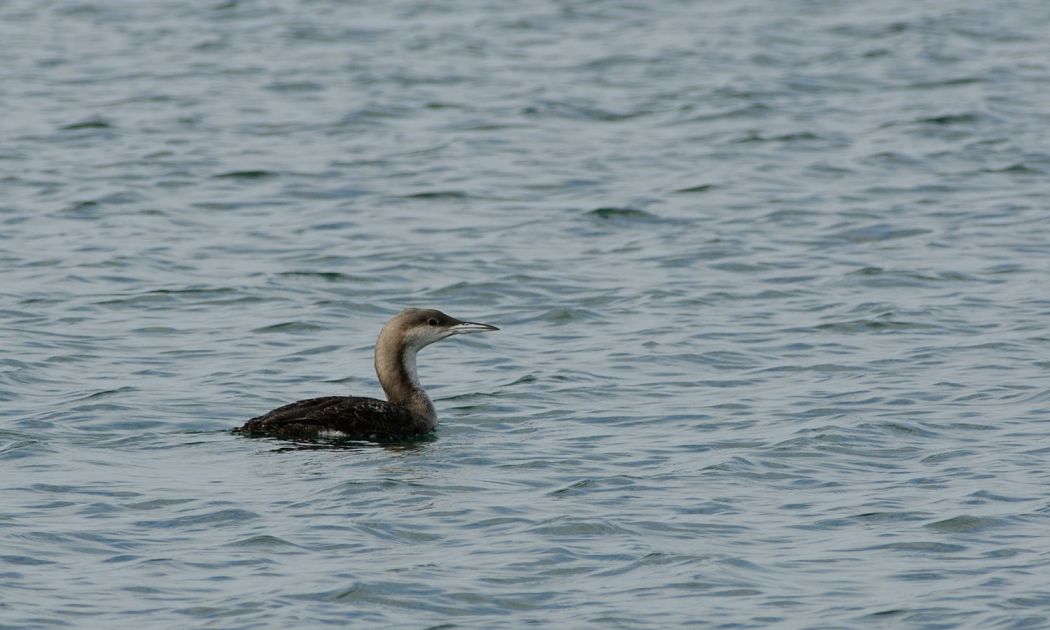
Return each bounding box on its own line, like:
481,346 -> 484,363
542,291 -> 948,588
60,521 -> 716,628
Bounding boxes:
238,396 -> 434,440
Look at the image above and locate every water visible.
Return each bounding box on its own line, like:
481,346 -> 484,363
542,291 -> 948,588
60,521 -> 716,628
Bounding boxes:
3,0 -> 1050,627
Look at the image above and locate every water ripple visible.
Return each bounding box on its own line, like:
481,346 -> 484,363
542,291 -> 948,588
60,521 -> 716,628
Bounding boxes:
2,0 -> 1050,627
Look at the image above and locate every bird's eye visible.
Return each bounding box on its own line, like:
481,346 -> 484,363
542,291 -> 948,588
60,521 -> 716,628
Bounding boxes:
428,318 -> 438,326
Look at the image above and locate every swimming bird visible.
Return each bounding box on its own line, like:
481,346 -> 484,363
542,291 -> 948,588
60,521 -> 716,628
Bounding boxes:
238,308 -> 498,440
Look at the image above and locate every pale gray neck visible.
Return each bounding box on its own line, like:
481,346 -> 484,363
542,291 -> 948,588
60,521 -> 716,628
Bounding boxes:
374,338 -> 436,424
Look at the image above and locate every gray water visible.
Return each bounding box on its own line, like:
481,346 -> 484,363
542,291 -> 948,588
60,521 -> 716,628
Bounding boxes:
3,0 -> 1050,627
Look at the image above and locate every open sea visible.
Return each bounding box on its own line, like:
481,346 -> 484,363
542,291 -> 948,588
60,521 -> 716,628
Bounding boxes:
2,0 -> 1050,627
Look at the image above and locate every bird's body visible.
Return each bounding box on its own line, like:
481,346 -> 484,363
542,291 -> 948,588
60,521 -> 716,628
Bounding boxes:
239,396 -> 432,440
238,309 -> 498,440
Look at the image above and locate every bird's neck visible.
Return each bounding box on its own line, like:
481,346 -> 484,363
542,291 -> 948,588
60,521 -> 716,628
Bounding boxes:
374,341 -> 436,423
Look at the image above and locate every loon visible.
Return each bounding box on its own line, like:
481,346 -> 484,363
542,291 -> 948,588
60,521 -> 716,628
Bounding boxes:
238,308 -> 498,440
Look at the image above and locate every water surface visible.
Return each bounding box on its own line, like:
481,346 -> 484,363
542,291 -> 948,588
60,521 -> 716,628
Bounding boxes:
3,0 -> 1050,627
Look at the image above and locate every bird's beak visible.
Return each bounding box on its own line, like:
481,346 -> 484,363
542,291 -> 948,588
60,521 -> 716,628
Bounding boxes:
448,321 -> 500,335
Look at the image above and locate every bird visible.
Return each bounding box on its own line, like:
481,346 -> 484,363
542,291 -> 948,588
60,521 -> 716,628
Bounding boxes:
237,308 -> 498,441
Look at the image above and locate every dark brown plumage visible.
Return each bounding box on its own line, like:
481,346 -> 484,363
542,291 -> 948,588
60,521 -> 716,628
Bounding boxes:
236,308 -> 498,441
238,396 -> 432,441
